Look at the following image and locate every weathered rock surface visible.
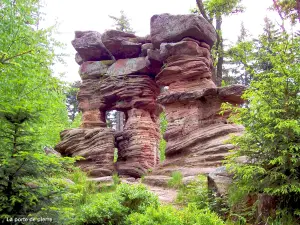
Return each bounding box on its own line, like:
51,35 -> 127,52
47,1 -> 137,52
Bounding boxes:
55,128 -> 115,177
102,30 -> 142,59
44,146 -> 61,156
208,166 -> 233,196
151,14 -> 217,48
140,43 -> 154,57
115,108 -> 161,178
75,53 -> 83,65
78,74 -> 161,113
72,31 -> 112,61
106,57 -> 151,76
79,60 -> 114,79
142,175 -> 171,187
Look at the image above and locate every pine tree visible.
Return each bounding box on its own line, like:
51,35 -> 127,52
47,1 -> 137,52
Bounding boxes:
109,10 -> 135,34
224,29 -> 300,221
65,81 -> 81,122
194,0 -> 244,86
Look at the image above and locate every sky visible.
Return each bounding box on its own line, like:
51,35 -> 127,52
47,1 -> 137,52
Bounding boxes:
41,0 -> 279,82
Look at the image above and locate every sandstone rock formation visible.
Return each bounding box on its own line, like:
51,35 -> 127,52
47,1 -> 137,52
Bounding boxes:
56,30 -> 162,177
56,13 -> 245,179
55,128 -> 115,177
149,14 -> 245,177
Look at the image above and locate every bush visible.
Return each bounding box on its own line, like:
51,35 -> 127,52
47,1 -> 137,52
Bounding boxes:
126,205 -> 181,225
176,175 -> 208,209
115,183 -> 159,213
126,204 -> 225,225
36,180 -> 159,225
79,193 -> 128,225
159,112 -> 168,162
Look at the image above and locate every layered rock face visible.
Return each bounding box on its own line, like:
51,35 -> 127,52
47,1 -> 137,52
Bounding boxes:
55,128 -> 115,177
56,13 -> 245,178
149,14 -> 245,176
56,30 -> 161,177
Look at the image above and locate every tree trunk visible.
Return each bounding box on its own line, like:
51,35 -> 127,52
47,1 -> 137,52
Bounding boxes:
215,16 -> 223,87
297,0 -> 300,23
196,0 -> 212,23
116,111 -> 124,131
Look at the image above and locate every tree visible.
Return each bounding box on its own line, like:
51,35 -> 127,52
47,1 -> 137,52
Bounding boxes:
0,0 -> 80,219
0,108 -> 75,217
225,23 -> 254,86
271,0 -> 300,27
109,10 -> 135,34
194,0 -> 244,86
159,112 -> 168,161
65,81 -> 81,122
227,18 -> 283,86
0,0 -> 70,146
224,29 -> 300,220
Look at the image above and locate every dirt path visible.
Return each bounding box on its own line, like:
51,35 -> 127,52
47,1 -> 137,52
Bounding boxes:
145,185 -> 178,204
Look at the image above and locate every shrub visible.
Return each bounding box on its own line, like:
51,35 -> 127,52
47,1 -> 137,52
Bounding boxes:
126,204 -> 225,225
126,205 -> 181,225
78,193 -> 128,225
159,112 -> 168,162
176,175 -> 208,209
115,183 -> 159,213
112,173 -> 120,186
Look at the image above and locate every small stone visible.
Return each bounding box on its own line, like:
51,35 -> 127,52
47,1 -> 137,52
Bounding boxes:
140,43 -> 154,57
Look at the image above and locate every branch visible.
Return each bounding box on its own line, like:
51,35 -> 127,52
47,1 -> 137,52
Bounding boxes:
196,0 -> 213,24
272,0 -> 286,32
297,0 -> 300,24
1,50 -> 33,64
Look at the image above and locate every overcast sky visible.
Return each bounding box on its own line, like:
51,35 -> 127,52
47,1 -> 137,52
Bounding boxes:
42,0 -> 279,82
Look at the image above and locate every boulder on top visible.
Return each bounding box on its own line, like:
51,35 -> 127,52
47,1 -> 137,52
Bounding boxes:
102,30 -> 142,59
150,13 -> 217,48
72,31 -> 112,61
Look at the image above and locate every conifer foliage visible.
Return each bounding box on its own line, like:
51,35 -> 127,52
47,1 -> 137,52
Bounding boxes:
224,25 -> 300,217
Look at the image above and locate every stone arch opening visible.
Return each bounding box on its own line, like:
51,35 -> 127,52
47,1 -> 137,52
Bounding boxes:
105,110 -> 127,131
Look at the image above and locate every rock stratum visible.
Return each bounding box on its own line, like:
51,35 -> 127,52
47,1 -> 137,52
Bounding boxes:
55,14 -> 245,178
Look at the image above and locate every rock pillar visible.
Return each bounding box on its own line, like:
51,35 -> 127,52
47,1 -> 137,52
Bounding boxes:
149,14 -> 246,176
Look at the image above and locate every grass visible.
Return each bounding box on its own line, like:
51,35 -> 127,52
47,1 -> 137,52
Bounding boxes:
167,171 -> 183,189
